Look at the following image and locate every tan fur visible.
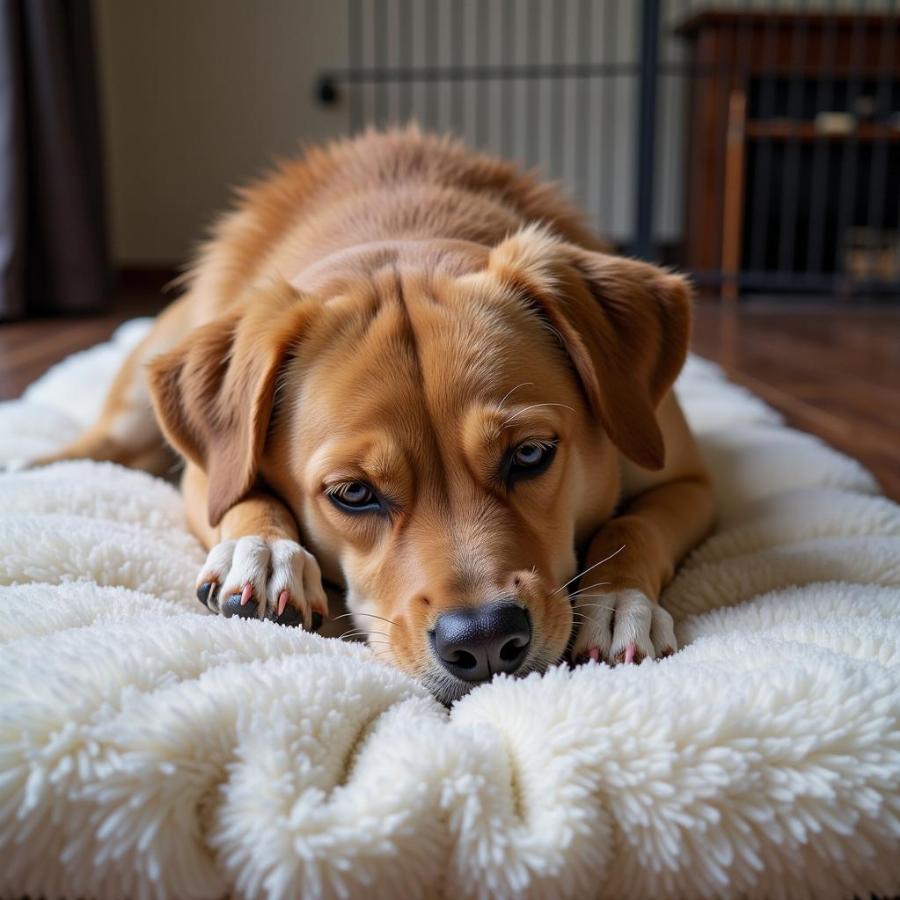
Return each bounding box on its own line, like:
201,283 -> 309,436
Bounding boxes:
42,127 -> 714,695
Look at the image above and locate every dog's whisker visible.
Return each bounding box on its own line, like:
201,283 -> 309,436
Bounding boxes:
570,602 -> 617,614
550,545 -> 626,597
566,581 -> 611,600
339,627 -> 368,637
332,611 -> 397,627
338,625 -> 391,636
497,382 -> 533,408
502,402 -> 576,428
339,628 -> 391,640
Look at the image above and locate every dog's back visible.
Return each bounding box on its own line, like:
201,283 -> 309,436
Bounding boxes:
188,126 -> 606,320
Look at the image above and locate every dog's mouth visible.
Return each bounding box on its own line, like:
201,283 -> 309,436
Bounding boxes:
418,652 -> 553,706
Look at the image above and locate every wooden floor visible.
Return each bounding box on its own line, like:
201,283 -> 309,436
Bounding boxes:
0,289 -> 164,400
691,300 -> 900,501
1,294 -> 898,500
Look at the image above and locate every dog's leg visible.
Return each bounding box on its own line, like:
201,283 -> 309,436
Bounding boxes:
571,476 -> 714,664
571,395 -> 715,664
28,297 -> 192,473
184,462 -> 328,630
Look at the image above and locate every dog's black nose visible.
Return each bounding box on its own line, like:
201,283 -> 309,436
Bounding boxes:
431,602 -> 531,682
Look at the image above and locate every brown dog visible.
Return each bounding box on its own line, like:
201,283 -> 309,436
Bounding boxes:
40,128 -> 714,703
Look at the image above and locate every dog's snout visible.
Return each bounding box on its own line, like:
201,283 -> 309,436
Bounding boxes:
431,601 -> 531,682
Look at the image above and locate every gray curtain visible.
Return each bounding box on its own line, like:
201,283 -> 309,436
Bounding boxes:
0,0 -> 108,320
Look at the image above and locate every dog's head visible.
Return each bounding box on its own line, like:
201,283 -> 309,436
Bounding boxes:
149,228 -> 691,703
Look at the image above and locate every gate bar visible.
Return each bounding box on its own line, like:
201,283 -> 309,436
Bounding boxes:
633,0 -> 661,260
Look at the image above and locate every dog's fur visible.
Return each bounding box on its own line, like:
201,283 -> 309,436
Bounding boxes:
41,128 -> 714,702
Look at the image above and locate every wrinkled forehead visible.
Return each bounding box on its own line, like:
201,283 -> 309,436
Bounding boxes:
294,269 -> 577,440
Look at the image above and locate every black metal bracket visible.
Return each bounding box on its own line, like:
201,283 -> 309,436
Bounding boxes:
316,75 -> 340,106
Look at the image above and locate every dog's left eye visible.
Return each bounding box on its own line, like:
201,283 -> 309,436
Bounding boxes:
326,481 -> 384,514
503,439 -> 558,485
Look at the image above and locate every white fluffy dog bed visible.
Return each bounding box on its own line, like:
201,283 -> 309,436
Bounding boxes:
1,320 -> 899,900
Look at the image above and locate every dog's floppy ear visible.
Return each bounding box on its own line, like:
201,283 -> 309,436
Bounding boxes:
147,282 -> 313,526
489,226 -> 692,470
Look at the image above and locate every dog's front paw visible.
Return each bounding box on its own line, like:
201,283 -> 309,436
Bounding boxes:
196,536 -> 328,630
571,589 -> 676,665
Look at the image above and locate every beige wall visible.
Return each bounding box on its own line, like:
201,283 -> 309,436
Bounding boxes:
95,0 -> 349,264
96,0 -> 892,265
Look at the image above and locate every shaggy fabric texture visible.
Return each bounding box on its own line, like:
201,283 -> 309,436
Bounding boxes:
1,320 -> 899,900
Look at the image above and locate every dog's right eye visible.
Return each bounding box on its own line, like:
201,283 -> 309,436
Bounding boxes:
326,481 -> 384,514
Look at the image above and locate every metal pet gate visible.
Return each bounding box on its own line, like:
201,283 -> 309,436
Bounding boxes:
317,0 -> 900,301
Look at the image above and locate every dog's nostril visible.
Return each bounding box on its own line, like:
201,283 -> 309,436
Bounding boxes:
432,602 -> 531,683
446,649 -> 478,670
499,636 -> 528,662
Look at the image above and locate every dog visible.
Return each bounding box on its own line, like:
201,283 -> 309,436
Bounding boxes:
38,128 -> 714,703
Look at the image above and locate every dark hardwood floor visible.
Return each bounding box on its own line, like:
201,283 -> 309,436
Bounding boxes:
0,288 -> 166,402
691,300 -> 899,501
1,293 -> 898,500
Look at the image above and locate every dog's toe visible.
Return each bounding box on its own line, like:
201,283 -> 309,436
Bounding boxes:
613,641 -> 644,665
273,601 -> 304,627
573,646 -> 602,665
265,539 -> 328,628
221,591 -> 259,619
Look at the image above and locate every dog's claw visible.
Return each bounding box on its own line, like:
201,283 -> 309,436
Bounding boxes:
623,642 -> 637,664
277,590 -> 289,617
240,583 -> 253,606
588,647 -> 600,662
197,582 -> 215,607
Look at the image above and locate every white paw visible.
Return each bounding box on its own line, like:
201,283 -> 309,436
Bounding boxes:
196,536 -> 328,630
571,589 -> 677,665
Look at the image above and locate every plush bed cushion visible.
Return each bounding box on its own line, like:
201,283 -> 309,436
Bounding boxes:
1,320 -> 898,900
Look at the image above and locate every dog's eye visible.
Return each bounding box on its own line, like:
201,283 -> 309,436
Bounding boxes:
513,442 -> 546,467
326,481 -> 383,514
504,439 -> 558,485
